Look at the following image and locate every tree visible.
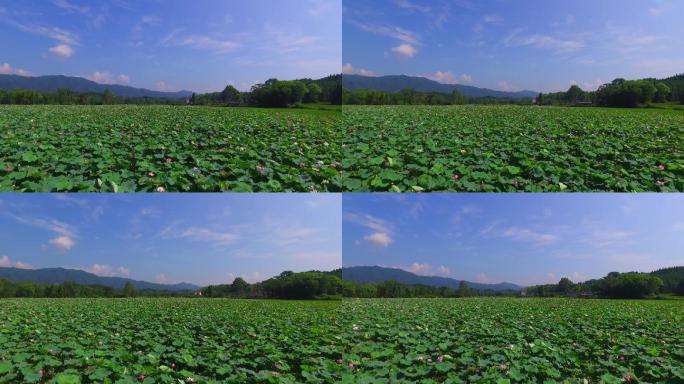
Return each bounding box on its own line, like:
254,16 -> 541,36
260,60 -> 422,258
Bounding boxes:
565,85 -> 585,103
537,92 -> 544,105
221,85 -> 241,105
230,277 -> 250,295
597,272 -> 663,298
304,83 -> 322,103
457,281 -> 471,297
189,93 -> 196,105
558,277 -> 574,294
654,82 -> 671,102
123,282 -> 136,297
451,89 -> 465,105
103,89 -> 114,104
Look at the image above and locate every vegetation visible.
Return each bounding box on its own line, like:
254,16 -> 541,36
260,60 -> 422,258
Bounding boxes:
343,88 -> 530,105
202,271 -> 345,300
539,77 -> 682,107
0,105 -> 342,192
339,298 -> 684,383
0,75 -> 342,108
341,105 -> 684,191
526,270 -> 678,299
0,299 -> 343,383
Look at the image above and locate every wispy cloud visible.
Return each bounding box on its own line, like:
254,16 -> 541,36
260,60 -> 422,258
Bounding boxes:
394,0 -> 431,14
0,62 -> 33,77
346,212 -> 395,248
399,262 -> 450,277
0,255 -> 33,269
501,227 -> 558,245
9,214 -> 77,252
342,63 -> 377,76
177,227 -> 240,246
52,0 -> 89,14
364,232 -> 393,247
83,264 -> 129,277
161,29 -> 241,53
502,28 -> 584,53
84,71 -> 131,85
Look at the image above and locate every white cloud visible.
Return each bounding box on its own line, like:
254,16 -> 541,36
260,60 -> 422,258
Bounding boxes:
391,43 -> 417,58
351,21 -> 419,45
162,30 -> 240,53
475,272 -> 495,283
49,44 -> 75,58
84,264 -> 130,277
52,0 -> 89,14
173,227 -> 240,246
483,14 -> 503,24
424,71 -> 457,83
460,73 -> 472,83
503,28 -> 583,53
395,0 -> 431,13
0,63 -> 32,77
10,215 -> 77,252
398,262 -> 451,277
0,255 -> 33,269
84,71 -> 131,85
15,68 -> 33,77
342,63 -> 377,76
49,235 -> 75,251
273,226 -> 319,246
154,273 -> 170,284
16,24 -> 78,45
365,232 -> 393,247
0,63 -> 12,74
155,81 -> 174,92
502,227 -> 558,245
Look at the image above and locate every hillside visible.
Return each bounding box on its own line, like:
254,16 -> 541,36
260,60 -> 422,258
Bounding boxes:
650,266 -> 684,292
0,267 -> 198,292
342,74 -> 538,99
341,266 -> 523,291
0,74 -> 193,99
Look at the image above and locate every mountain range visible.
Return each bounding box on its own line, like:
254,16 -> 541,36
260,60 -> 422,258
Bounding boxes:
341,266 -> 523,291
0,267 -> 199,292
0,74 -> 193,99
343,74 -> 539,99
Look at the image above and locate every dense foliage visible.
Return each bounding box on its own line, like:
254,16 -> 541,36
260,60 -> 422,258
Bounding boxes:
0,105 -> 343,192
192,75 -> 342,107
527,271 -> 671,299
0,299 -> 343,383
539,78 -> 680,107
201,271 -> 345,300
0,88 -> 183,105
339,298 -> 684,383
341,105 -> 684,191
342,88 -> 531,105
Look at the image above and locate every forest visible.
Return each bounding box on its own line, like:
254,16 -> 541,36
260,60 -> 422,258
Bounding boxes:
0,75 -> 342,107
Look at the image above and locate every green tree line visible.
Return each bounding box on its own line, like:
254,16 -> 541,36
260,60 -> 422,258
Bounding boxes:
342,88 -> 533,105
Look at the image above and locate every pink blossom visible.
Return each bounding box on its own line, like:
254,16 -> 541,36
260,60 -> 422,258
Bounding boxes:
156,186 -> 166,192
171,363 -> 176,369
330,161 -> 340,168
147,172 -> 156,177
437,355 -> 444,362
348,362 -> 354,368
336,359 -> 343,364
657,164 -> 665,170
137,375 -> 145,382
499,364 -> 508,370
452,174 -> 460,181
165,157 -> 172,163
623,375 -> 632,382
619,355 -> 625,361
185,378 -> 194,383
656,179 -> 665,186
256,165 -> 265,174
270,371 -> 279,377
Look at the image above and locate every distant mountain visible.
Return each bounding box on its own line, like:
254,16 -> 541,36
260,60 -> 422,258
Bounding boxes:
0,267 -> 198,291
342,266 -> 523,291
343,74 -> 538,99
0,74 -> 193,99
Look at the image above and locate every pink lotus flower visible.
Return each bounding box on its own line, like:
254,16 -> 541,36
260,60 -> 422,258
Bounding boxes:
147,172 -> 156,177
336,359 -> 343,364
656,179 -> 665,186
619,355 -> 625,360
330,161 -> 340,168
137,374 -> 145,382
270,371 -> 279,377
437,355 -> 444,362
156,186 -> 166,192
499,364 -> 508,370
452,174 -> 460,181
348,363 -> 354,368
623,374 -> 632,382
657,164 -> 665,170
165,157 -> 172,163
256,165 -> 265,174
171,363 -> 176,369
185,378 -> 194,383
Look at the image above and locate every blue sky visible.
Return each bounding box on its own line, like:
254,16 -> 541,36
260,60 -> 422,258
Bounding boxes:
343,194 -> 684,286
0,0 -> 341,92
0,194 -> 341,286
343,0 -> 684,92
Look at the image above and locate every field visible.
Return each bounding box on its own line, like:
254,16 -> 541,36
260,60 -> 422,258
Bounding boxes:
0,105 -> 342,192
0,299 -> 343,383
338,298 -> 684,383
342,105 -> 684,191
